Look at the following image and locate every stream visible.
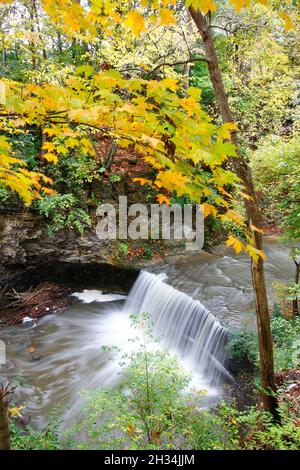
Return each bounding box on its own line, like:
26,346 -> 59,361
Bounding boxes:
0,237 -> 298,430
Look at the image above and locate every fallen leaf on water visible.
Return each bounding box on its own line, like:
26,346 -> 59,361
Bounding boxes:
9,405 -> 25,417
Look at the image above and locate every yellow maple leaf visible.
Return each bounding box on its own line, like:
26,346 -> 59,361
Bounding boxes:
160,9 -> 176,26
226,235 -> 244,254
250,223 -> 264,234
125,11 -> 146,37
43,187 -> 56,195
160,78 -> 178,93
200,0 -> 217,14
157,170 -> 188,190
112,12 -> 122,24
187,0 -> 216,14
162,0 -> 176,5
42,141 -> 55,152
9,405 -> 25,417
133,177 -> 152,186
157,194 -> 171,205
229,0 -> 250,13
202,187 -> 212,197
245,244 -> 267,263
279,12 -> 294,32
218,122 -> 239,141
217,186 -> 233,199
42,152 -> 58,164
203,203 -> 217,218
227,210 -> 244,226
143,155 -> 163,170
236,190 -> 253,201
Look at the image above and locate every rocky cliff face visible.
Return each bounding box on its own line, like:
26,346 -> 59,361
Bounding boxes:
0,152 -> 153,290
0,212 -> 116,266
0,211 -> 137,290
0,206 -> 225,291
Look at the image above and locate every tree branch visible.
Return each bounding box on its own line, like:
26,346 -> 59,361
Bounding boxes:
147,56 -> 209,76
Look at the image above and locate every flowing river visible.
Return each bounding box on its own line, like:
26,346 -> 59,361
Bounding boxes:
0,237 -> 298,429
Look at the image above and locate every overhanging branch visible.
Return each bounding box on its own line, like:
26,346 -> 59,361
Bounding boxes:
147,56 -> 209,76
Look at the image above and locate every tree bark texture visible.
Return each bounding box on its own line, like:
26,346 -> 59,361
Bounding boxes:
189,7 -> 279,419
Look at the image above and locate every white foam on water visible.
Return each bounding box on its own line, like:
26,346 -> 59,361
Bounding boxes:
72,289 -> 127,303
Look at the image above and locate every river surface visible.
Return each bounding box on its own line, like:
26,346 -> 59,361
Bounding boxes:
150,237 -> 297,329
0,237 -> 298,429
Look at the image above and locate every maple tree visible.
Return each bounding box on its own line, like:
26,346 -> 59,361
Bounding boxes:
0,66 -> 243,211
1,0 -> 293,254
0,135 -> 53,203
0,0 -> 298,419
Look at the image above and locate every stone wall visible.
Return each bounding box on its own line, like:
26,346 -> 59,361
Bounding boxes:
0,211 -> 136,290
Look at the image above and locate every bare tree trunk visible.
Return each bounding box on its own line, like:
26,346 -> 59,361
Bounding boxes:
1,34 -> 6,69
104,139 -> 118,170
39,124 -> 47,162
189,7 -> 279,419
57,30 -> 63,55
0,383 -> 14,450
292,261 -> 299,316
32,0 -> 47,60
183,62 -> 191,93
29,1 -> 37,69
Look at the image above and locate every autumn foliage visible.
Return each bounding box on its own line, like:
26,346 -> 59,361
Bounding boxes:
0,0 -> 296,259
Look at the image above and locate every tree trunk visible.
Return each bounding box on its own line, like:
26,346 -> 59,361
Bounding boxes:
189,7 -> 279,419
57,30 -> 63,55
29,1 -> 37,69
183,62 -> 191,93
40,124 -> 47,163
0,384 -> 14,450
292,261 -> 299,316
32,0 -> 47,60
1,34 -> 6,69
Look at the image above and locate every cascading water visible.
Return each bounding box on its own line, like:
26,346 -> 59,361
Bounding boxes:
123,271 -> 230,386
59,270 -> 230,425
1,270 -> 230,429
0,238 -> 295,428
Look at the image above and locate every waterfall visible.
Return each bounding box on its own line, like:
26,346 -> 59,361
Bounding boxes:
1,270 -> 231,429
124,271 -> 230,386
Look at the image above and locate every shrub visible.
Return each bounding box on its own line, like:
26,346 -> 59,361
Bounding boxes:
36,193 -> 92,236
116,241 -> 129,257
109,174 -> 122,184
11,418 -> 62,450
250,135 -> 300,239
229,305 -> 300,371
142,246 -> 153,260
223,401 -> 300,450
65,313 -> 300,450
66,313 -> 238,450
9,313 -> 300,450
